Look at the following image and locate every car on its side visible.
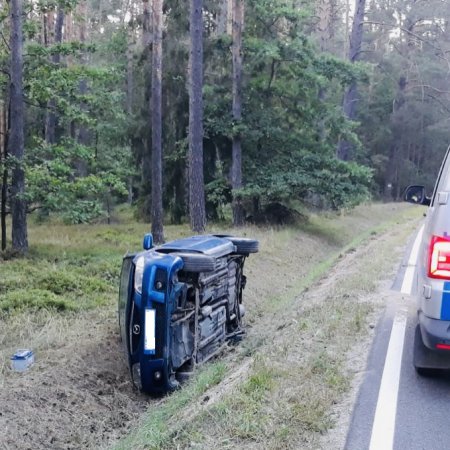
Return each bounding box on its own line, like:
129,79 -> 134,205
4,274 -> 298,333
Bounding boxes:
118,233 -> 258,394
405,145 -> 450,374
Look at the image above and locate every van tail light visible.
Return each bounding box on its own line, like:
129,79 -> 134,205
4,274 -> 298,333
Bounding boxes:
436,343 -> 450,350
428,235 -> 450,279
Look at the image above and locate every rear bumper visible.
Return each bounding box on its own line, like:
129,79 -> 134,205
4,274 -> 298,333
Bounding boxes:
419,311 -> 450,350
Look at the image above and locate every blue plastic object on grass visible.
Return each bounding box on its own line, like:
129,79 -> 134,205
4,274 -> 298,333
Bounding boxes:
11,349 -> 34,372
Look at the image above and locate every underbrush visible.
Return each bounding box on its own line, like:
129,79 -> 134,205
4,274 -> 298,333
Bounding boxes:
0,217 -> 187,315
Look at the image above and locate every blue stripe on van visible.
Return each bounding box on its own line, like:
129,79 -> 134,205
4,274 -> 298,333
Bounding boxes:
441,282 -> 450,320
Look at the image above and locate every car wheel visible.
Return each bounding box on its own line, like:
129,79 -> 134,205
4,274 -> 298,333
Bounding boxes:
221,236 -> 259,254
175,253 -> 216,272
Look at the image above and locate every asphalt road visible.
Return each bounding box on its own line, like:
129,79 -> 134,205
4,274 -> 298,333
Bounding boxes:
346,227 -> 450,450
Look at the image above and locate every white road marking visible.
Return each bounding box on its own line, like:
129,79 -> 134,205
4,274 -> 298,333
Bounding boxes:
369,226 -> 423,450
368,310 -> 407,450
401,225 -> 424,294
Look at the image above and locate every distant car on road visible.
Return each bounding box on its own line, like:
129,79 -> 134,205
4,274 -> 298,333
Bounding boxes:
405,145 -> 450,374
118,233 -> 258,394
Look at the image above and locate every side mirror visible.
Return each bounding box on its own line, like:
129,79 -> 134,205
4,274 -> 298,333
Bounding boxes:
403,185 -> 430,206
143,233 -> 153,250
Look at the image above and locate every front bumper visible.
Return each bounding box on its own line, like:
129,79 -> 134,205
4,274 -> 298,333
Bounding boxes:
419,311 -> 450,350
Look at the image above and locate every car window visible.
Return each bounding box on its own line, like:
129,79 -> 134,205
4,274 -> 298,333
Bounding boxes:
431,145 -> 450,206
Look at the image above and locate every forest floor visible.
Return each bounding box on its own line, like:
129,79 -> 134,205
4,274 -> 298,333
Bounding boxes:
0,203 -> 422,450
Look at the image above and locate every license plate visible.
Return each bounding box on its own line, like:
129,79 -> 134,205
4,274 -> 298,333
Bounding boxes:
144,309 -> 156,354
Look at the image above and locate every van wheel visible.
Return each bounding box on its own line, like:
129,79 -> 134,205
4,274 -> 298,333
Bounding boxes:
415,366 -> 441,377
413,324 -> 442,377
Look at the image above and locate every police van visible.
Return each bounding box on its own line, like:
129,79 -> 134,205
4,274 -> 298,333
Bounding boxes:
405,145 -> 450,374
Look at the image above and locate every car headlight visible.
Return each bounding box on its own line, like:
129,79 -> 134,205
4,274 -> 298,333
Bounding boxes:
134,256 -> 145,294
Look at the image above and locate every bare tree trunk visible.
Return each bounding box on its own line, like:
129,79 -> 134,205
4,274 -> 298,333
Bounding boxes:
9,0 -> 28,253
1,99 -> 8,251
151,0 -> 164,243
316,0 -> 336,53
189,0 -> 206,232
66,11 -> 73,42
140,0 -> 153,218
315,0 -> 336,144
142,0 -> 151,47
217,0 -> 228,35
45,6 -> 64,144
226,0 -> 233,35
384,76 -> 406,200
344,0 -> 350,58
126,10 -> 135,205
76,1 -> 90,176
231,0 -> 244,226
337,0 -> 366,161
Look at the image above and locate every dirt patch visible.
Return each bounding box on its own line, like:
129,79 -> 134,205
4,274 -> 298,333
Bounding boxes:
0,309 -> 149,450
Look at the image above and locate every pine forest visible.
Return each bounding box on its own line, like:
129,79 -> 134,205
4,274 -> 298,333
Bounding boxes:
1,0 -> 449,250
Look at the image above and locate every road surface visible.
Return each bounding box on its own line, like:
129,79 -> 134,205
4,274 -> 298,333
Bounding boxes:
346,225 -> 450,450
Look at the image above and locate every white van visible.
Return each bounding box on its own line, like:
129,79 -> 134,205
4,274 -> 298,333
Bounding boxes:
405,146 -> 450,374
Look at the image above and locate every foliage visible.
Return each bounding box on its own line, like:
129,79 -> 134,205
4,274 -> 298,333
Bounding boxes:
25,138 -> 128,223
2,0 -> 446,241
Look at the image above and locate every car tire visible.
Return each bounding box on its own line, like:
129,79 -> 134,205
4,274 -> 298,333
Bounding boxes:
215,236 -> 259,254
176,253 -> 216,272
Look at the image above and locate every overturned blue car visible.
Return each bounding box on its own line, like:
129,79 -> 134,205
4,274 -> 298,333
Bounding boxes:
118,233 -> 259,394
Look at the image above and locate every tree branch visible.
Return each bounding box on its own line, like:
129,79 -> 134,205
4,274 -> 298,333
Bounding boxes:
406,84 -> 450,95
363,20 -> 443,52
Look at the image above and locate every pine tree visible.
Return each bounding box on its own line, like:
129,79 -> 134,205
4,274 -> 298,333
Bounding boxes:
9,0 -> 28,252
151,0 -> 165,243
189,0 -> 206,232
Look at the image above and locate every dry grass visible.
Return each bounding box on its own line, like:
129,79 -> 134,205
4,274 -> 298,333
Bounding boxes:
111,203 -> 423,450
0,203 -> 423,449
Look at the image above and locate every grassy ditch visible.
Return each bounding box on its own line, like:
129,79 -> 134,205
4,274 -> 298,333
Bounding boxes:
0,202 -> 423,449
112,203 -> 423,450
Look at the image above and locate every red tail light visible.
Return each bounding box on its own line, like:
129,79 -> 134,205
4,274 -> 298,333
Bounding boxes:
428,235 -> 450,279
436,343 -> 450,350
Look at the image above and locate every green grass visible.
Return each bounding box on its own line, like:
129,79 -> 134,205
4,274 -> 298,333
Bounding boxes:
0,211 -> 192,315
115,362 -> 227,450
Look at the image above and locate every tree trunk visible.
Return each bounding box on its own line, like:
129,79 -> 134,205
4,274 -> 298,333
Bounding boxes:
316,0 -> 336,53
151,0 -> 164,243
217,0 -> 228,35
45,6 -> 64,144
1,99 -> 8,251
384,76 -> 406,200
226,0 -> 233,35
344,0 -> 350,58
188,0 -> 206,232
231,0 -> 244,226
126,12 -> 135,205
76,1 -> 90,176
142,0 -> 151,47
337,0 -> 366,161
9,0 -> 28,253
